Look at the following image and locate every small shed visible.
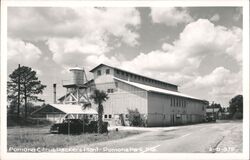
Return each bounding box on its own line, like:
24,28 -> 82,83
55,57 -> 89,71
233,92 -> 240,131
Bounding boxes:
206,108 -> 221,119
31,104 -> 98,123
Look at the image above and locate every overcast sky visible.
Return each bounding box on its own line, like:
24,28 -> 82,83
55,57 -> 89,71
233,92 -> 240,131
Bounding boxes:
7,7 -> 243,107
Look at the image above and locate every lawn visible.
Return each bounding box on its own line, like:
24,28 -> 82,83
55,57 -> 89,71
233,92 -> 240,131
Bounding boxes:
7,125 -> 142,152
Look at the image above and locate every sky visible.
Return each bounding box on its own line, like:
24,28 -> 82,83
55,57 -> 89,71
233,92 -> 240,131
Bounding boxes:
7,7 -> 243,107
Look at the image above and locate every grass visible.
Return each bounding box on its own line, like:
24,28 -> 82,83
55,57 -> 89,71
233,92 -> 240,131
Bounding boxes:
7,125 -> 142,152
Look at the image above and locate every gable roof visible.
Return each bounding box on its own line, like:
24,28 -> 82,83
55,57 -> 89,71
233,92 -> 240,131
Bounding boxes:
89,63 -> 112,72
32,104 -> 98,115
89,63 -> 177,87
114,77 -> 206,102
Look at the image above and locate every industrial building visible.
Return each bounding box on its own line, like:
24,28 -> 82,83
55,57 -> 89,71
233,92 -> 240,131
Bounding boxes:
32,64 -> 208,126
89,64 -> 207,126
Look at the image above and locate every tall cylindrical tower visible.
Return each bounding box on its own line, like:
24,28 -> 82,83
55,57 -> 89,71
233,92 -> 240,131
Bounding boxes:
69,67 -> 85,85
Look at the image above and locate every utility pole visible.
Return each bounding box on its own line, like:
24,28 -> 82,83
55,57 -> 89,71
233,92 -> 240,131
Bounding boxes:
53,83 -> 57,104
212,101 -> 215,121
24,82 -> 27,119
17,64 -> 20,118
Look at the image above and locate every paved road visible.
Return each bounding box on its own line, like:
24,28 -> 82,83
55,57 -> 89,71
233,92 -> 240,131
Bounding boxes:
73,120 -> 242,153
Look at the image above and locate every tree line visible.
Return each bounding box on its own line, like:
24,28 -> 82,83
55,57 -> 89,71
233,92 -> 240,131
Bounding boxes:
207,95 -> 243,119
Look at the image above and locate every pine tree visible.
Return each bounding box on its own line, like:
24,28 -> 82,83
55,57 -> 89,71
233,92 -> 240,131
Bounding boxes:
7,65 -> 46,118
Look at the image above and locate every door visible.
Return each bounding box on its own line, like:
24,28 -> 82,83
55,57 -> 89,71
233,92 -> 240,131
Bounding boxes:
171,114 -> 175,125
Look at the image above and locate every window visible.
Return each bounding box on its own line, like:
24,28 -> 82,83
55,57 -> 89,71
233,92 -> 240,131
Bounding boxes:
109,114 -> 112,118
116,70 -> 120,74
176,98 -> 179,107
107,89 -> 114,93
173,98 -> 175,107
104,114 -> 107,118
89,114 -> 93,118
126,73 -> 128,77
106,69 -> 110,74
97,70 -> 101,76
125,114 -> 128,118
171,98 -> 173,106
121,71 -> 124,75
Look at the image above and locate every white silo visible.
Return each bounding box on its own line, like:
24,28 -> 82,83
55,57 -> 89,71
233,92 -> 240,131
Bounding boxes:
69,67 -> 85,85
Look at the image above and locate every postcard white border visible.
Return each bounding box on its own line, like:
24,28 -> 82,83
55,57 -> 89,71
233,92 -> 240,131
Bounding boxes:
1,0 -> 249,160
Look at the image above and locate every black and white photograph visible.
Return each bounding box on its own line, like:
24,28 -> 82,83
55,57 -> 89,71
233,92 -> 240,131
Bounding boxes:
1,0 -> 249,160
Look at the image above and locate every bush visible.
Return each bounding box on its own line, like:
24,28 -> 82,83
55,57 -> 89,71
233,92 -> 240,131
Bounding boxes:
232,112 -> 243,119
127,108 -> 145,127
7,115 -> 51,127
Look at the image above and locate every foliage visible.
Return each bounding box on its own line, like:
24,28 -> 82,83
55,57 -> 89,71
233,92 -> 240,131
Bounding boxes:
8,99 -> 18,114
207,103 -> 222,111
7,116 -> 52,127
90,89 -> 109,133
7,65 -> 46,118
229,95 -> 243,119
127,108 -> 145,127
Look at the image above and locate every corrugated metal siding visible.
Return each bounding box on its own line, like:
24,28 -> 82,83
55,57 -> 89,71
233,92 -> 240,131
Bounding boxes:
95,82 -> 116,92
147,92 -> 172,126
147,92 -> 205,126
102,80 -> 148,115
103,92 -> 147,114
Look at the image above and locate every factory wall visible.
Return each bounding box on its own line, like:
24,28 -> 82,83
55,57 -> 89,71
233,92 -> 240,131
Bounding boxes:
147,92 -> 206,127
101,80 -> 148,125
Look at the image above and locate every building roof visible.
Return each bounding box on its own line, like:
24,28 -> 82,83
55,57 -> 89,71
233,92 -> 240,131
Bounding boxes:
114,77 -> 205,102
32,104 -> 98,115
69,67 -> 84,71
206,108 -> 220,113
89,63 -> 178,87
89,63 -> 113,72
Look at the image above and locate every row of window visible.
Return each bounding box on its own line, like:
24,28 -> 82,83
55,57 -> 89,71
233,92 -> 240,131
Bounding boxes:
116,70 -> 171,88
97,68 -> 175,90
97,69 -> 110,76
104,114 -> 112,119
103,114 -> 129,119
107,88 -> 114,93
171,97 -> 187,107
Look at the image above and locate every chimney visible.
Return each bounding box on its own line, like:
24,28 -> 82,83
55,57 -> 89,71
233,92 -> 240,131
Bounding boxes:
53,83 -> 57,104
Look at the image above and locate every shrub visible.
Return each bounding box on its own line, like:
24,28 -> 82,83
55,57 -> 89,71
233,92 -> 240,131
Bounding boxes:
127,108 -> 145,127
7,115 -> 51,127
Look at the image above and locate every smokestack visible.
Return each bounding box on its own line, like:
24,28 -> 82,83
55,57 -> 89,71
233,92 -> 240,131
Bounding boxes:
53,83 -> 57,104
